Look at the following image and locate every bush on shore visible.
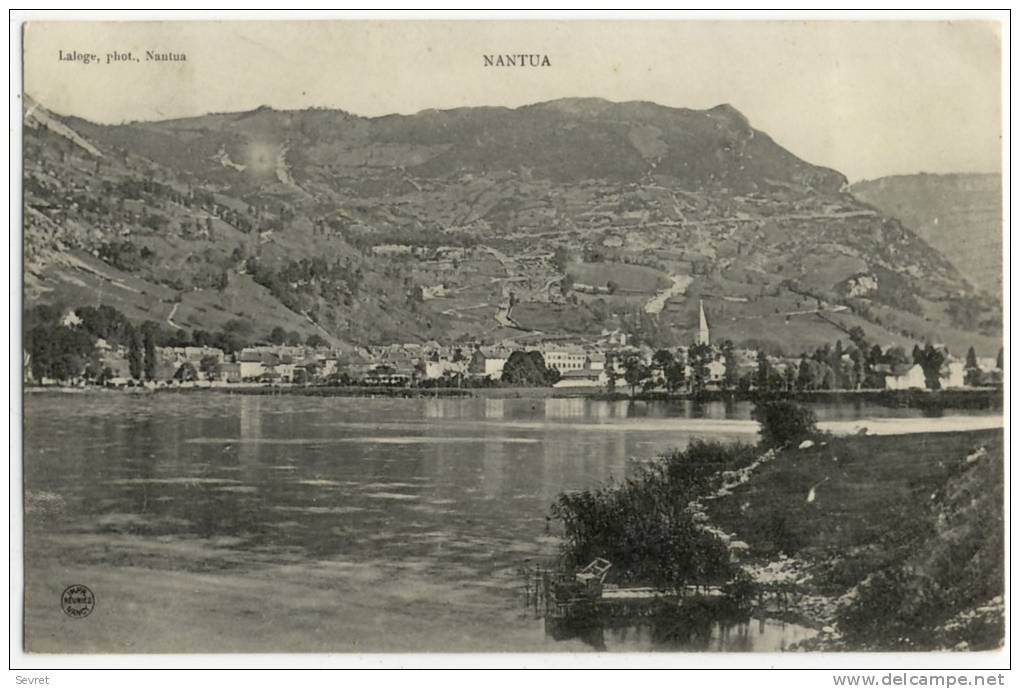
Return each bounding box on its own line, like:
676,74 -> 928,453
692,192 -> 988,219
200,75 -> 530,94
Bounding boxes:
752,400 -> 819,449
550,440 -> 759,592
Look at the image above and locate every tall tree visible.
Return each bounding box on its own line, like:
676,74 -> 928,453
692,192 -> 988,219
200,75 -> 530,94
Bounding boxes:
605,352 -> 619,394
783,365 -> 797,392
917,345 -> 947,391
869,344 -> 885,368
720,340 -> 739,391
623,354 -> 651,396
651,349 -> 674,388
820,363 -> 837,390
142,325 -> 157,381
128,331 -> 143,380
688,343 -> 714,397
848,326 -> 869,356
965,346 -> 978,370
964,346 -> 981,386
830,340 -> 845,387
849,349 -> 866,391
797,357 -> 815,391
755,350 -> 770,391
663,350 -> 687,395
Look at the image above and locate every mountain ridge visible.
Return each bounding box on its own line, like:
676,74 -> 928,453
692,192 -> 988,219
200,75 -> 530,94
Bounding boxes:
850,173 -> 1002,300
22,96 -> 1002,356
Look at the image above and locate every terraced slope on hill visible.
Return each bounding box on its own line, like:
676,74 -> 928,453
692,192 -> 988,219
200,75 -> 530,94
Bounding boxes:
23,96 -> 1002,355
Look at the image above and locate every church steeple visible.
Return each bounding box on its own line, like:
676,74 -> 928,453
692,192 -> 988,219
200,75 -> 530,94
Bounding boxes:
697,299 -> 710,346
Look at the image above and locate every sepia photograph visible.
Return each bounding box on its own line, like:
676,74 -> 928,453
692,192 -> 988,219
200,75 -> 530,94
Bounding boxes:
13,15 -> 1007,664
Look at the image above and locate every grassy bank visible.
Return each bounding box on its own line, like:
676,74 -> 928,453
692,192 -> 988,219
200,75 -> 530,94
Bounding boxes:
705,428 -> 1004,651
547,398 -> 1003,651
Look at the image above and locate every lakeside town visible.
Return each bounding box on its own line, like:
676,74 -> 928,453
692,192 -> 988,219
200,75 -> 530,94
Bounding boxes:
25,299 -> 1003,396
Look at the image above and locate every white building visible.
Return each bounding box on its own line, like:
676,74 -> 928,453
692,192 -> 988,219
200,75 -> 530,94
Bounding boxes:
942,360 -> 966,388
707,359 -> 726,384
600,329 -> 629,347
977,357 -> 1000,372
276,361 -> 297,382
161,346 -> 226,364
542,346 -> 587,373
237,351 -> 266,380
469,349 -> 509,380
885,364 -> 927,390
424,359 -> 468,380
886,361 -> 967,390
317,355 -> 340,377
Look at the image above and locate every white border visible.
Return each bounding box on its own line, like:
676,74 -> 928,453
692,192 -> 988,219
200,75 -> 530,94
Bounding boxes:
6,7 -> 1012,677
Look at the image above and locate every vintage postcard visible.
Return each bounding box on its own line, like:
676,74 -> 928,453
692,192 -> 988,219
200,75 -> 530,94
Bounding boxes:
16,18 -> 1005,659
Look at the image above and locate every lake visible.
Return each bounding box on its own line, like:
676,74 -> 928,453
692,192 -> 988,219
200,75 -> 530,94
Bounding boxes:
23,392 -> 987,653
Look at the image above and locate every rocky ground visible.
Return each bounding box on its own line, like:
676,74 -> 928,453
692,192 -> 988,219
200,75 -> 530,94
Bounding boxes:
703,428 -> 1004,652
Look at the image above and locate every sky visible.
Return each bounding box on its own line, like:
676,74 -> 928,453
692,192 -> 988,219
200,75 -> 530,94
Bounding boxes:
23,20 -> 1003,182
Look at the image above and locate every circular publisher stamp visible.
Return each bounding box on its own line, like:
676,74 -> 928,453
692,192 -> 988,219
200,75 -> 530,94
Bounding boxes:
60,584 -> 95,619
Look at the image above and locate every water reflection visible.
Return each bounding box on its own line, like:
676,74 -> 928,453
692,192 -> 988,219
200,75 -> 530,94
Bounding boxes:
484,398 -> 505,419
24,393 -> 980,651
547,613 -> 817,652
544,398 -> 586,418
238,394 -> 262,468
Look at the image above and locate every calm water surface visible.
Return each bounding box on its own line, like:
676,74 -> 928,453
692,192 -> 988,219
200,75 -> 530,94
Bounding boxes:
26,393 -> 941,651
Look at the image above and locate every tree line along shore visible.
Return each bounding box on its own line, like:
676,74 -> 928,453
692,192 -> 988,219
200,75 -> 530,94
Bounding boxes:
23,302 -> 1003,402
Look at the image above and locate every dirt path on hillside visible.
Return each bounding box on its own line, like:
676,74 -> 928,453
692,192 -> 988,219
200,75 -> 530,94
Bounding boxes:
644,275 -> 693,314
166,302 -> 181,329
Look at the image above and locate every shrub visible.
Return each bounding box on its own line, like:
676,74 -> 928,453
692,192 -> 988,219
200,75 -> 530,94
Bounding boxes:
551,441 -> 756,591
658,440 -> 759,494
751,400 -> 818,449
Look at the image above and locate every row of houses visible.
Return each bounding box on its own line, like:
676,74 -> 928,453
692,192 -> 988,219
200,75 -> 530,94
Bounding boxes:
883,361 -> 990,390
95,342 -> 344,385
89,337 -> 751,389
464,343 -> 741,389
84,332 -> 1000,392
